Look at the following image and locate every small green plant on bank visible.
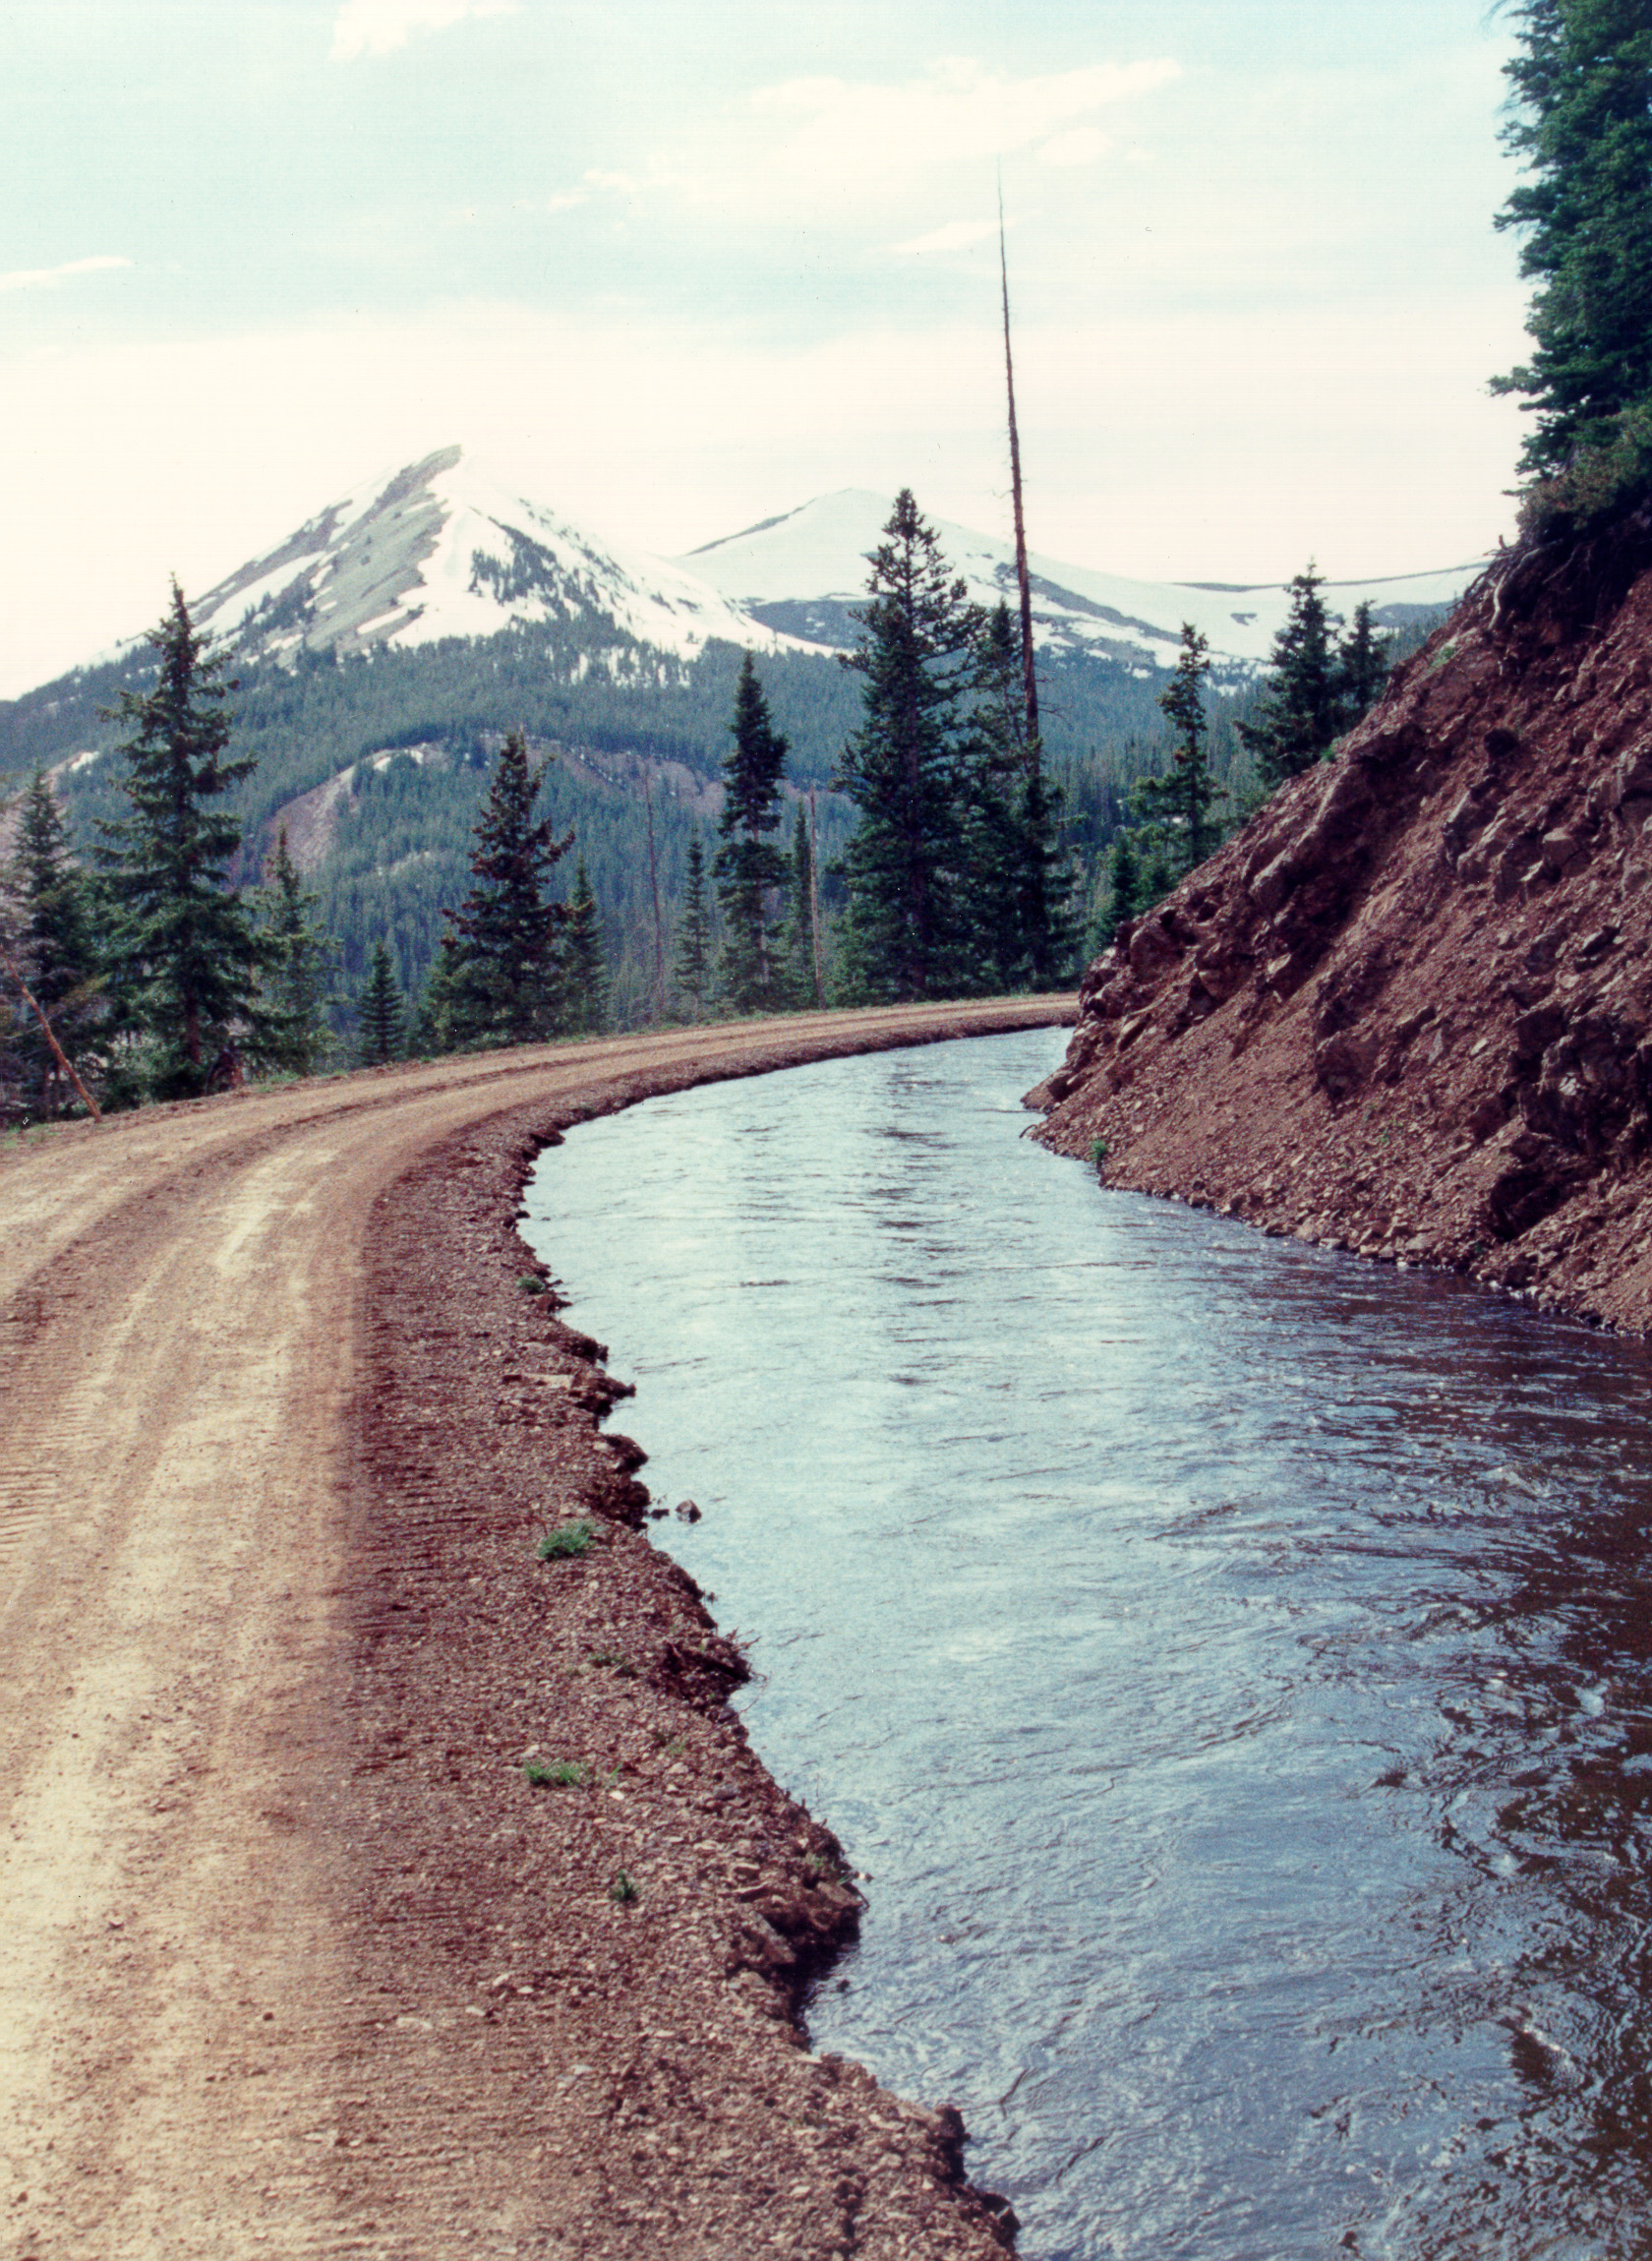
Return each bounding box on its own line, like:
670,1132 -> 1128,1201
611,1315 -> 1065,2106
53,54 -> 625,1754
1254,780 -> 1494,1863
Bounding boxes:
590,1648 -> 638,1679
1089,1136 -> 1109,1169
524,1757 -> 590,1789
610,1869 -> 640,1906
537,1518 -> 595,1560
516,1273 -> 550,1295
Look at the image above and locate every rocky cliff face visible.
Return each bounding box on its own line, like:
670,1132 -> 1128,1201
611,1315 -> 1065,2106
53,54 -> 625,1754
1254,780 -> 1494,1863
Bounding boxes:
1032,506 -> 1652,1333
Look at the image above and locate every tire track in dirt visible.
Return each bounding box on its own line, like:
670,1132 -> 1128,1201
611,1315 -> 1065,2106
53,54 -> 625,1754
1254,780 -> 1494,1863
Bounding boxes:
0,1002 -> 1073,2259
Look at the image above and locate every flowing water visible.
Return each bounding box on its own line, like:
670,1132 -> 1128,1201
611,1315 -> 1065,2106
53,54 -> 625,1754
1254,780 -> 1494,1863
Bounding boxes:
521,1030 -> 1652,2261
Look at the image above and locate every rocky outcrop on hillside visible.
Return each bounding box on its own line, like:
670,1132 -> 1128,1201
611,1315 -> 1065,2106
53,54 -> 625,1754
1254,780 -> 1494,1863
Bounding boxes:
1031,504 -> 1652,1333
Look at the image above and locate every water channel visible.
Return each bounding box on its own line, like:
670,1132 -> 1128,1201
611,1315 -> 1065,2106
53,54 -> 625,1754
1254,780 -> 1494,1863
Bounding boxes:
521,1029 -> 1652,2261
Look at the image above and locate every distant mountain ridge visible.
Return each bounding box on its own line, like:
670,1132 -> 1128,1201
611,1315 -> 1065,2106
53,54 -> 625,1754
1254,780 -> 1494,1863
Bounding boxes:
51,445 -> 1483,700
677,486 -> 1484,676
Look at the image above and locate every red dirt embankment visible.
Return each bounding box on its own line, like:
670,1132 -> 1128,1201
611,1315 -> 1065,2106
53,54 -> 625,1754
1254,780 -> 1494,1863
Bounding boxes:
0,999 -> 1070,2261
1032,508 -> 1652,1333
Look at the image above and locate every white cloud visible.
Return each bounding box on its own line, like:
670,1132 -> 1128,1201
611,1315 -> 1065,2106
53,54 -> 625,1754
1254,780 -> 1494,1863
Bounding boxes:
888,219 -> 1000,259
1038,127 -> 1108,167
738,57 -> 1180,205
330,0 -> 517,64
0,255 -> 132,295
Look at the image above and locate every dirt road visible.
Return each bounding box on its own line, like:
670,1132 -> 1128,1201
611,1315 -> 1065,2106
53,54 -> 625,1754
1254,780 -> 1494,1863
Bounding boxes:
0,1001 -> 1072,2261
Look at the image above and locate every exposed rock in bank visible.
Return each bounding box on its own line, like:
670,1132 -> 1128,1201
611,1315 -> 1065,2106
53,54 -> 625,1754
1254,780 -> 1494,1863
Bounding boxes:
1032,503 -> 1652,1333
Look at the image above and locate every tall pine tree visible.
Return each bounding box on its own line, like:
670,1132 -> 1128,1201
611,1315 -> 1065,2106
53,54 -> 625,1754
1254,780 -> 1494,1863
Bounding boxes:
259,827 -> 333,1076
1137,625 -> 1225,877
561,860 -> 608,1037
6,770 -> 105,1116
1236,565 -> 1345,788
672,831 -> 713,1020
836,491 -> 980,1001
1493,0 -> 1652,528
442,729 -> 572,1046
97,582 -> 268,1100
358,938 -> 406,1065
715,656 -> 790,1014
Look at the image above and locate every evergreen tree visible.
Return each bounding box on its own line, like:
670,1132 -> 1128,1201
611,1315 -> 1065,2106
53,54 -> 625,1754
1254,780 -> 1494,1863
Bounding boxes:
672,830 -> 714,1020
1493,1 -> 1652,526
835,490 -> 981,1001
96,582 -> 268,1099
1105,827 -> 1144,945
968,605 -> 1079,992
442,729 -> 572,1045
5,769 -> 105,1115
409,934 -> 463,1056
1137,625 -> 1226,877
782,803 -> 820,1008
961,603 -> 1038,989
358,938 -> 406,1065
561,860 -> 609,1036
1236,565 -> 1344,788
259,826 -> 333,1076
714,655 -> 791,1014
1337,600 -> 1393,721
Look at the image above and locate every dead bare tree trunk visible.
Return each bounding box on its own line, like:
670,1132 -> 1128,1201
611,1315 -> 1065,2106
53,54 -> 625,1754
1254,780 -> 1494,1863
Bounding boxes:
1000,186 -> 1040,761
0,940 -> 101,1121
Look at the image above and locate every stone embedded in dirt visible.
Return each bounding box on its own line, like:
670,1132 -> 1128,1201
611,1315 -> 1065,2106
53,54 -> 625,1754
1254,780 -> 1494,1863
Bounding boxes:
1032,505 -> 1652,1335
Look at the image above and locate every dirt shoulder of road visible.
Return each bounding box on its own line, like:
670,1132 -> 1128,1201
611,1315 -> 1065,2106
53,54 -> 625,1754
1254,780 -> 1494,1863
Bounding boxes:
0,1000 -> 1071,2261
331,1010 -> 1079,2256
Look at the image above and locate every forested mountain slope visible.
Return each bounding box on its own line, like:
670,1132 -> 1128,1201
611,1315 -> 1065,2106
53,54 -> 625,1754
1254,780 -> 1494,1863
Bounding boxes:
1032,506 -> 1652,1334
0,446 -> 1473,1018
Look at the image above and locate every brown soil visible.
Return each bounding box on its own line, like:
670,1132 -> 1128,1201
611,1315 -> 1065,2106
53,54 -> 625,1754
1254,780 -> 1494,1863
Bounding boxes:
0,999 -> 1072,2260
1032,508 -> 1652,1334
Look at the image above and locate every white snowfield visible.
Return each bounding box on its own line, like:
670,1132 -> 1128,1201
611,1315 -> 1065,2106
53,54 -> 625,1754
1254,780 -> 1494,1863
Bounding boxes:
186,443 -> 791,667
679,488 -> 1485,673
66,446 -> 1483,695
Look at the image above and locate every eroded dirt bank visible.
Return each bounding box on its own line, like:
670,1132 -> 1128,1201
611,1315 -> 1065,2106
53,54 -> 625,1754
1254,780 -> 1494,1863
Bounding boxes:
0,1000 -> 1069,2261
1032,510 -> 1652,1333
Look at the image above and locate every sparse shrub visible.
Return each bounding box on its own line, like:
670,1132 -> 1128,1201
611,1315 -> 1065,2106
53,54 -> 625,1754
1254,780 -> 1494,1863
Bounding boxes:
524,1757 -> 591,1789
609,1870 -> 640,1906
1089,1136 -> 1108,1169
517,1273 -> 549,1294
537,1518 -> 595,1560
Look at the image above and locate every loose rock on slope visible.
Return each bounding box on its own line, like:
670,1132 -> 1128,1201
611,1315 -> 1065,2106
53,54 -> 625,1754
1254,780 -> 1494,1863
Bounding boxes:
1032,504 -> 1652,1332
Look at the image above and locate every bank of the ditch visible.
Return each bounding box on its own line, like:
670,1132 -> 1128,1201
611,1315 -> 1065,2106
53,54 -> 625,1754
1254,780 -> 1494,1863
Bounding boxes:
337,1013 -> 1070,2257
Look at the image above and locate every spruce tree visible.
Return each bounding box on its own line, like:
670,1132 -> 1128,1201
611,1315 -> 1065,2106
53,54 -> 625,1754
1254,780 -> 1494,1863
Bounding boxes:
672,831 -> 714,1020
1105,827 -> 1144,945
967,603 -> 1078,990
358,938 -> 406,1065
715,655 -> 790,1014
442,729 -> 572,1046
1236,565 -> 1345,788
6,770 -> 105,1115
1493,0 -> 1652,526
836,490 -> 981,1001
1337,600 -> 1393,722
1138,625 -> 1226,877
260,826 -> 333,1076
561,861 -> 608,1037
96,582 -> 268,1099
782,804 -> 819,1008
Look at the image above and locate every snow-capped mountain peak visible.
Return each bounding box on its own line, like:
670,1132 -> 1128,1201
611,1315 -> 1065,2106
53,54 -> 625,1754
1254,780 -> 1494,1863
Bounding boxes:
188,444 -> 794,667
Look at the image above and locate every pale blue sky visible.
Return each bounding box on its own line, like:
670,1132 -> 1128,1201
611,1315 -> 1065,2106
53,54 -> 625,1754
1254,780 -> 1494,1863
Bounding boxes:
2,0 -> 1530,694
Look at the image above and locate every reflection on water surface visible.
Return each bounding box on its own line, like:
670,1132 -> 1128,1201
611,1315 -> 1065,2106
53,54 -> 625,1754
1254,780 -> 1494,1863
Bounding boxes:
523,1031 -> 1652,2261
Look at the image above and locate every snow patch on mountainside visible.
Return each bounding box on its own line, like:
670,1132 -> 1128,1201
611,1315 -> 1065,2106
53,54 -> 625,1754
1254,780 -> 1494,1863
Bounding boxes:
187,445 -> 796,668
681,489 -> 1486,673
